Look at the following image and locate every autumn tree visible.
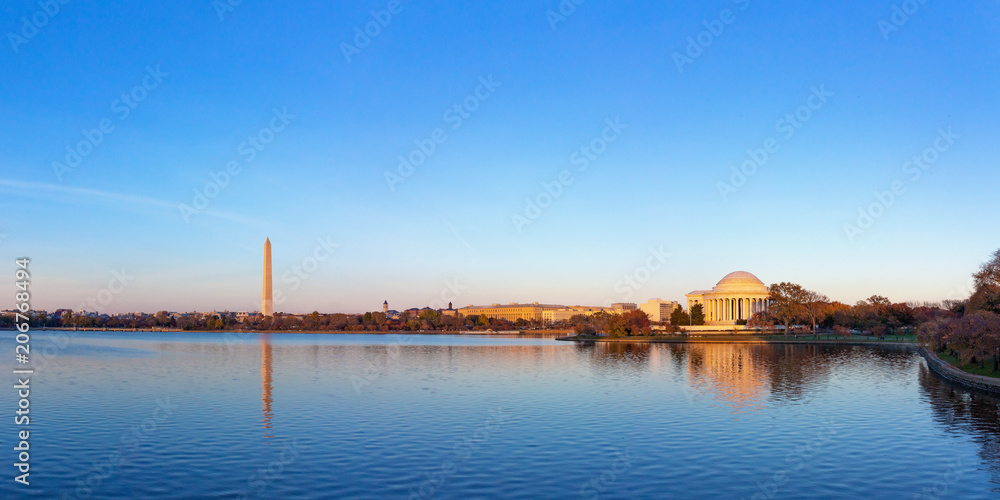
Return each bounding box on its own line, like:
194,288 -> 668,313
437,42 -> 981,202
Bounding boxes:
768,282 -> 808,334
969,249 -> 1000,314
607,310 -> 651,337
304,311 -> 321,330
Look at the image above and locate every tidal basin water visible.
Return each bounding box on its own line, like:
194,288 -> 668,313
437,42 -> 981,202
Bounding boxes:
3,332 -> 1000,499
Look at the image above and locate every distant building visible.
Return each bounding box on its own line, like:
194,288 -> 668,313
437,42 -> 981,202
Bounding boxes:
439,302 -> 457,317
639,299 -> 679,323
542,309 -> 577,323
542,305 -> 616,324
458,302 -> 565,323
610,302 -> 638,312
383,300 -> 388,314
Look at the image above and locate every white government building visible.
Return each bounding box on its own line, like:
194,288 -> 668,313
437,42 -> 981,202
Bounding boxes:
685,271 -> 770,326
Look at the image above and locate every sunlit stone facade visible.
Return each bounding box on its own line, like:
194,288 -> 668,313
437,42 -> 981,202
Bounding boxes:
685,271 -> 769,325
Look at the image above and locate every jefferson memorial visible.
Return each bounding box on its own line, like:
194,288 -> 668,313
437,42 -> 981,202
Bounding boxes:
686,271 -> 770,325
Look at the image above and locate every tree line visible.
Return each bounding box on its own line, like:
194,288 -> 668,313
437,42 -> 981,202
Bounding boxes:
918,249 -> 1000,370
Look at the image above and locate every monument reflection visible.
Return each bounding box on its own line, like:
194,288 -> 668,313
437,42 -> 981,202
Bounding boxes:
261,334 -> 274,438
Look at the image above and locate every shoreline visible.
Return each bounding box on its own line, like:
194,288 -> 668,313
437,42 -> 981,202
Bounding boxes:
555,335 -> 918,348
918,347 -> 1000,394
8,328 -> 572,335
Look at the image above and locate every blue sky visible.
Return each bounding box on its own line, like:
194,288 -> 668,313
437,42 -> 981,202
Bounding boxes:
2,0 -> 998,314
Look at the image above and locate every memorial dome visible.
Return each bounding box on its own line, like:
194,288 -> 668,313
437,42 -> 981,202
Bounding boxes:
716,271 -> 765,287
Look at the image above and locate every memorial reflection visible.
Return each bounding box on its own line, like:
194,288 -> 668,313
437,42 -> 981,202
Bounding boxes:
588,342 -> 841,412
685,343 -> 771,412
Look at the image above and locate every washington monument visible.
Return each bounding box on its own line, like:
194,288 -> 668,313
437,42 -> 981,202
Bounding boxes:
262,237 -> 273,316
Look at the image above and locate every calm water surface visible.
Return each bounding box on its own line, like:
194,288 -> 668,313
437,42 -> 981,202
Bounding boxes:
2,331 -> 999,499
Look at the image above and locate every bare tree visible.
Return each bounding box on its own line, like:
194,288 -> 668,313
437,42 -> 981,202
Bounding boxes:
802,290 -> 830,332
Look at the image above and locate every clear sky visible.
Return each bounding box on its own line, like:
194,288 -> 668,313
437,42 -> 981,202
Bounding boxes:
2,1 -> 998,314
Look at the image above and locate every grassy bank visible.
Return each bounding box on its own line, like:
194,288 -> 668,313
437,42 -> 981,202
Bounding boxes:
936,351 -> 1000,378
